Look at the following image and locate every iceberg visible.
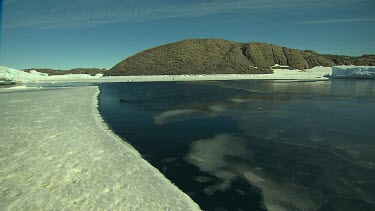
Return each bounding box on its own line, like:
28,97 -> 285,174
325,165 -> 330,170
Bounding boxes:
0,66 -> 105,84
0,66 -> 48,84
331,66 -> 375,79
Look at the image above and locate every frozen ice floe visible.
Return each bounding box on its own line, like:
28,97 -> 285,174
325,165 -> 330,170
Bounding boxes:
0,86 -> 200,210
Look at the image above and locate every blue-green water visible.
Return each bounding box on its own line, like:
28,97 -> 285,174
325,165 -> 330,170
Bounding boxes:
98,80 -> 375,211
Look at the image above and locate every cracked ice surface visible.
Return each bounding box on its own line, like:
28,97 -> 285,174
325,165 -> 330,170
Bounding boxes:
0,87 -> 200,210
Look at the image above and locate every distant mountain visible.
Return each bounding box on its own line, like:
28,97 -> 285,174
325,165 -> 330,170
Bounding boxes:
107,39 -> 375,76
23,68 -> 106,76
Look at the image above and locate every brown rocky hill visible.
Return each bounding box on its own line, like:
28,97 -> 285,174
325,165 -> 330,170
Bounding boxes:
107,39 -> 375,76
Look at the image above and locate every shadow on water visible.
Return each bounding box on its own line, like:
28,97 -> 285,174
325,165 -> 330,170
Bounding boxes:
98,80 -> 375,211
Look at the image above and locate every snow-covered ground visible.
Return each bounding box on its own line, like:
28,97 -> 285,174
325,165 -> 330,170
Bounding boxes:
2,65 -> 375,84
0,87 -> 200,210
1,66 -> 333,84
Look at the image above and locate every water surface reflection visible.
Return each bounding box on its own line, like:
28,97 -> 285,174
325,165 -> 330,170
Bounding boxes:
99,80 -> 375,211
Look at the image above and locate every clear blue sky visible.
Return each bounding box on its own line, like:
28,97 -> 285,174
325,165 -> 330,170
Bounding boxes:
1,0 -> 374,69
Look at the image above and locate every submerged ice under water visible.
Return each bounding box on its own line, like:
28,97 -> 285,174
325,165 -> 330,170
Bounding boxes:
98,80 -> 375,211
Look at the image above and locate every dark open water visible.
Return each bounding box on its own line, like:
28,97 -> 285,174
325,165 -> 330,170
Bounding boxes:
98,80 -> 375,211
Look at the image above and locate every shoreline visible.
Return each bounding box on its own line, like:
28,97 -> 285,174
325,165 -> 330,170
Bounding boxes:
0,87 -> 200,210
6,67 -> 333,84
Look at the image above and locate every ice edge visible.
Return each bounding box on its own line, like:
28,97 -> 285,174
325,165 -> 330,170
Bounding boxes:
91,86 -> 201,210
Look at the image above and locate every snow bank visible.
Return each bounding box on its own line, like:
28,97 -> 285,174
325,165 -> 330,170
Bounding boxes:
0,87 -> 200,210
270,66 -> 331,80
29,70 -> 48,76
0,65 -> 332,83
47,74 -> 104,79
93,67 -> 332,83
332,66 -> 375,79
0,65 -> 334,83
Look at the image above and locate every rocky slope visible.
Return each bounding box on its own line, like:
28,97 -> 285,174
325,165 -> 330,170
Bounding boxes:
107,39 -> 375,75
